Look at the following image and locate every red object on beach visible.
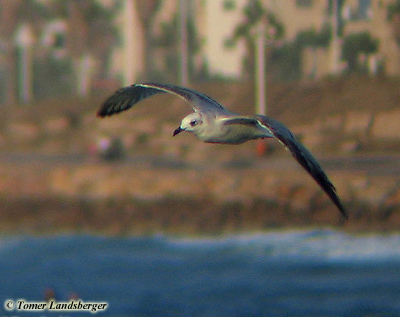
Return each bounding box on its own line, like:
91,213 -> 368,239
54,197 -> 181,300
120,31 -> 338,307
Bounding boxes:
256,139 -> 268,156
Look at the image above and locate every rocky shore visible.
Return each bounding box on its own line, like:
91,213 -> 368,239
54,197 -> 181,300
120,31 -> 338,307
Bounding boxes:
1,155 -> 400,235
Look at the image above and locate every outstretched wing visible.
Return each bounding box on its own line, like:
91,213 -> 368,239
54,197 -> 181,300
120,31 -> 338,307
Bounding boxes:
97,83 -> 229,117
255,115 -> 348,219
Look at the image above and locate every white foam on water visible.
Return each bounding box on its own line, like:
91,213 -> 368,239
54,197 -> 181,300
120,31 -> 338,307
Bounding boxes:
165,229 -> 400,262
2,229 -> 400,263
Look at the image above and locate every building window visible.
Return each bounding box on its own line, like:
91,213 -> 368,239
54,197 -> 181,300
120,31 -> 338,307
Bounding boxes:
223,0 -> 236,11
224,38 -> 235,49
296,0 -> 313,7
357,0 -> 372,20
343,0 -> 372,21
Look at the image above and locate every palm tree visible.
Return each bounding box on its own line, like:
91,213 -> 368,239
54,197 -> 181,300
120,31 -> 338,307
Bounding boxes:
341,32 -> 379,73
230,0 -> 284,80
154,11 -> 201,83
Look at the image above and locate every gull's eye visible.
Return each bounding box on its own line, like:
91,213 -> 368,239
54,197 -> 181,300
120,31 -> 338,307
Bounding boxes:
190,120 -> 198,127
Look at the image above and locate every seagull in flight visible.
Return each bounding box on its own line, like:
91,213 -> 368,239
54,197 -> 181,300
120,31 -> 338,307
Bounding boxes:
97,83 -> 347,219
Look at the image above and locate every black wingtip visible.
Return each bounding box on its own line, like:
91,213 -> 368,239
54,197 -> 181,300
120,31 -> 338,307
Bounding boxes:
337,201 -> 349,220
96,110 -> 105,118
311,173 -> 348,221
334,201 -> 348,220
305,166 -> 348,220
96,89 -> 130,118
96,94 -> 116,118
96,84 -> 167,119
255,115 -> 349,220
315,182 -> 348,221
96,107 -> 110,118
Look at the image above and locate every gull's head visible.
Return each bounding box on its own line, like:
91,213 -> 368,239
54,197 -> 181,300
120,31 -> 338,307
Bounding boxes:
173,113 -> 203,136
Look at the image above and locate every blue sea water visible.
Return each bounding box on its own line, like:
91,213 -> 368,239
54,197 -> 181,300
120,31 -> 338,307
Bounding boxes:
1,229 -> 400,317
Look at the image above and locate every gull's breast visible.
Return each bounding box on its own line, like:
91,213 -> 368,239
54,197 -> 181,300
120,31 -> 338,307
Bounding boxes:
201,123 -> 268,144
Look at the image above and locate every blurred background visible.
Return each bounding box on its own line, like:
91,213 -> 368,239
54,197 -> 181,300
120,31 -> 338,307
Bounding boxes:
2,0 -> 400,316
1,0 -> 400,231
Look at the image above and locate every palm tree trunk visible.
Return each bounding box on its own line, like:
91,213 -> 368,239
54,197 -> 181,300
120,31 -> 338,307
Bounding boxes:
4,45 -> 17,105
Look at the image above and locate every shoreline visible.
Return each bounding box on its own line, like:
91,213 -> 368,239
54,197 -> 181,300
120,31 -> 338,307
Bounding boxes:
3,77 -> 400,235
1,158 -> 399,236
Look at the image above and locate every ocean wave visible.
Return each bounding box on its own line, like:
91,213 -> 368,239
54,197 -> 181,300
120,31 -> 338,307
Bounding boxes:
2,230 -> 400,316
165,229 -> 400,262
2,229 -> 400,263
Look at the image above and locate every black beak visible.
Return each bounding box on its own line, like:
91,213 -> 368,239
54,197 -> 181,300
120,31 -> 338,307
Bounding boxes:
173,126 -> 183,136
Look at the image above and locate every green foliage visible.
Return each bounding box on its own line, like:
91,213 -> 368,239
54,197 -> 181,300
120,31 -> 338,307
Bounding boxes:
231,0 -> 332,82
341,31 -> 379,73
229,0 -> 285,79
296,24 -> 332,48
229,0 -> 336,82
269,42 -> 302,82
50,0 -> 121,22
0,0 -> 121,103
387,0 -> 400,21
266,22 -> 333,82
387,0 -> 400,47
232,0 -> 284,42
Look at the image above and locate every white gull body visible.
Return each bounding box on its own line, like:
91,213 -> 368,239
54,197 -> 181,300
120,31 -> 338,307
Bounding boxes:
98,83 -> 347,219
